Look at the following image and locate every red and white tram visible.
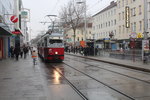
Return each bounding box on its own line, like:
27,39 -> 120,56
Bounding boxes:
38,32 -> 64,62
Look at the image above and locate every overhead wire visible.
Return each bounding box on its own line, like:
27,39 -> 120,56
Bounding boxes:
87,0 -> 102,12
50,0 -> 61,14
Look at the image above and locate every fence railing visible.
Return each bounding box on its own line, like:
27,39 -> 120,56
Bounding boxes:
97,49 -> 144,61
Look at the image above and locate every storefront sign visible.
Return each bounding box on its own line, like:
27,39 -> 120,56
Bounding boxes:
12,30 -> 21,35
10,15 -> 18,23
125,6 -> 130,28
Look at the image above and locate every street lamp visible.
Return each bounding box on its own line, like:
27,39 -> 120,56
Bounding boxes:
142,0 -> 149,61
76,0 -> 87,42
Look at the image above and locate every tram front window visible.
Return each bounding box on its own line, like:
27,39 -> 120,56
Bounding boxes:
49,39 -> 63,47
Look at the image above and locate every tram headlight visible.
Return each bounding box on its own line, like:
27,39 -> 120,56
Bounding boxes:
55,52 -> 58,54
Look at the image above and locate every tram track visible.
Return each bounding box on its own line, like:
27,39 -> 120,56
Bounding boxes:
59,62 -> 135,100
65,56 -> 150,85
50,65 -> 88,100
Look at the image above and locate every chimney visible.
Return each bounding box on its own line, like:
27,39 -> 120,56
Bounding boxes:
110,1 -> 115,5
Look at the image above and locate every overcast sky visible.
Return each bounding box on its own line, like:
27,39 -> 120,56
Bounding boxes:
22,0 -> 115,39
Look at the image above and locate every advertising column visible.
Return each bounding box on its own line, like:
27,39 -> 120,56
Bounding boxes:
142,40 -> 149,61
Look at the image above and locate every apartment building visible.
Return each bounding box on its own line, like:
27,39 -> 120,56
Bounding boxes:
147,0 -> 150,38
65,21 -> 93,47
93,1 -> 117,40
92,1 -> 117,49
117,0 -> 145,40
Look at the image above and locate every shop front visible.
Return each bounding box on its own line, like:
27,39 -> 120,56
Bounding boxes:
0,26 -> 12,59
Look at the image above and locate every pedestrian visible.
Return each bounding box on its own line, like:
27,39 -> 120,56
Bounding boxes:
23,46 -> 28,59
10,46 -> 14,58
31,50 -> 38,65
14,46 -> 20,61
20,46 -> 23,58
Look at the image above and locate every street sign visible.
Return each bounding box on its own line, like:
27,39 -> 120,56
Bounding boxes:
130,32 -> 137,39
21,11 -> 28,19
137,33 -> 143,38
10,15 -> 18,23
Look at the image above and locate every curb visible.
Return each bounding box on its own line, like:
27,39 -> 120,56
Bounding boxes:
66,53 -> 150,73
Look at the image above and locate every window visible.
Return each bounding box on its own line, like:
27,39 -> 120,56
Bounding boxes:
111,20 -> 113,26
114,9 -> 116,15
122,0 -> 124,7
126,0 -> 128,5
111,10 -> 113,15
131,23 -> 133,32
118,1 -> 121,8
134,22 -> 136,32
108,21 -> 110,26
131,7 -> 136,16
149,19 -> 150,29
77,37 -> 79,41
133,7 -> 136,16
122,25 -> 125,33
119,26 -> 121,34
148,2 -> 150,12
119,13 -> 121,20
139,5 -> 142,15
139,21 -> 142,31
122,11 -> 124,20
131,8 -> 133,17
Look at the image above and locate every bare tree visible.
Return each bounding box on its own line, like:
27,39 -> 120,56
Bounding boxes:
59,0 -> 85,52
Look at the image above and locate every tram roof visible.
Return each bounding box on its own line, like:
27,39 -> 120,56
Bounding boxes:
37,32 -> 63,43
50,32 -> 63,37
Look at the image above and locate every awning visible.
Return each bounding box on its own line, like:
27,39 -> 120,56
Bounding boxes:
12,29 -> 23,36
0,26 -> 12,36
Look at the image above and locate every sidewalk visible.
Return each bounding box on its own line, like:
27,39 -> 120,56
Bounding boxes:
0,56 -> 50,100
66,52 -> 150,73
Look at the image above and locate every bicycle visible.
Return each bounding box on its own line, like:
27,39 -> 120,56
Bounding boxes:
33,57 -> 37,65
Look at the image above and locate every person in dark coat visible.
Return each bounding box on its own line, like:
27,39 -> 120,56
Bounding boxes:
10,46 -> 14,58
23,46 -> 28,59
20,46 -> 23,58
14,46 -> 20,60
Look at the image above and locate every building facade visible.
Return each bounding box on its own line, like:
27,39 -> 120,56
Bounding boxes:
92,1 -> 117,49
147,0 -> 150,38
65,22 -> 93,47
117,0 -> 144,39
0,0 -> 15,59
0,0 -> 27,59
